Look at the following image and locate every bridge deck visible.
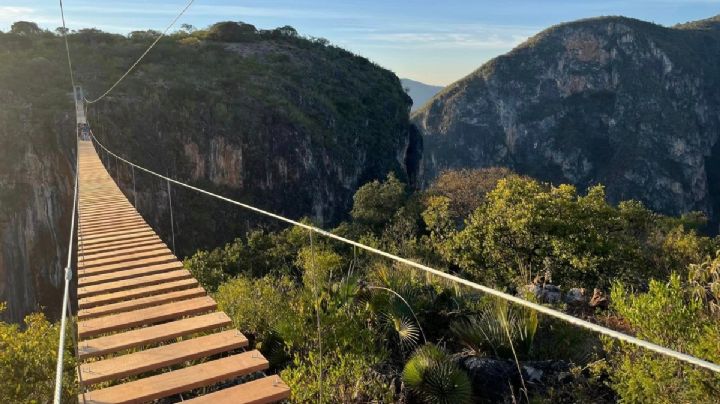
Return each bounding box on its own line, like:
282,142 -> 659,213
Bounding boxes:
76,140 -> 289,403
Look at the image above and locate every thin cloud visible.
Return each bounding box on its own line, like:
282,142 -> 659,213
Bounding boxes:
0,6 -> 35,23
359,24 -> 535,51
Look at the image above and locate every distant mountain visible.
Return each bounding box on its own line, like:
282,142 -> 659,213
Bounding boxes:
412,15 -> 720,232
401,78 -> 444,111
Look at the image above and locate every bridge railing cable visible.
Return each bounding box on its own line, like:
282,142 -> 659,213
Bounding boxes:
58,0 -> 75,89
53,137 -> 79,404
54,0 -> 82,402
88,131 -> 720,375
84,0 -> 196,104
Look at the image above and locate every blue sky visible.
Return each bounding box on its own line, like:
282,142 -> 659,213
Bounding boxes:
1,1 -> 719,85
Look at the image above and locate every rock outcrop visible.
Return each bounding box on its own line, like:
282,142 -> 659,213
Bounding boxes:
413,15 -> 720,232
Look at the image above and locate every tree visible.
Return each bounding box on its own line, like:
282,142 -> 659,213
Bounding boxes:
443,177 -> 663,288
180,23 -> 196,33
129,30 -> 161,41
10,21 -> 42,36
274,25 -> 298,37
206,21 -> 257,42
351,173 -> 407,234
428,167 -> 517,224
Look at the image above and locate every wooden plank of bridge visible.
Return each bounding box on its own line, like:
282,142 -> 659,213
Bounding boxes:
78,278 -> 199,309
78,312 -> 232,359
75,140 -> 288,403
79,351 -> 270,404
80,330 -> 249,385
184,377 -> 291,404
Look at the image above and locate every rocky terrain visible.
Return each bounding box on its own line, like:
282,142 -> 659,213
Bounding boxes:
413,15 -> 720,232
0,22 -> 418,322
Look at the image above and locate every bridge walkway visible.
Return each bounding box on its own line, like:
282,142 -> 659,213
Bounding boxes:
75,140 -> 290,403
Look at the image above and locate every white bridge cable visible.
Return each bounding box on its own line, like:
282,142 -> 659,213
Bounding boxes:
84,0 -> 196,104
89,132 -> 720,375
53,138 -> 79,404
59,0 -> 76,89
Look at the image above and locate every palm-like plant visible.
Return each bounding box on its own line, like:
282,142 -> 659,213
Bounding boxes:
402,344 -> 472,404
451,299 -> 538,359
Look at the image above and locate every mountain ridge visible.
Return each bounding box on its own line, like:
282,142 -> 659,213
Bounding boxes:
412,14 -> 720,232
401,78 -> 444,111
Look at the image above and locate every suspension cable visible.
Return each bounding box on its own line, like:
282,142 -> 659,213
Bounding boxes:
84,0 -> 196,104
53,137 -> 79,404
88,131 -> 720,374
58,0 -> 76,89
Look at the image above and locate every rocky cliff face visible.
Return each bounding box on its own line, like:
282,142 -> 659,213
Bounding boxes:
0,34 -> 77,322
0,24 -> 417,321
413,16 -> 720,231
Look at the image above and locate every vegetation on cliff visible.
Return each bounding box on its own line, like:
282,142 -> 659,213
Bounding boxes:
412,15 -> 720,234
184,168 -> 720,402
0,20 -> 415,322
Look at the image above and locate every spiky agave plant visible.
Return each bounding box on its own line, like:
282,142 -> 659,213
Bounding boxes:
402,344 -> 472,404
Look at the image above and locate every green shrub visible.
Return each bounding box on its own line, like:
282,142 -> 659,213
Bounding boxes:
281,350 -> 394,402
402,344 -> 472,404
0,307 -> 76,402
607,272 -> 720,402
214,275 -> 297,345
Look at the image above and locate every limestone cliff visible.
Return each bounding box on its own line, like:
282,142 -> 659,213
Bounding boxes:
413,16 -> 720,231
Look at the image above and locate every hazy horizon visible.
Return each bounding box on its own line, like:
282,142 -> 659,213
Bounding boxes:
1,1 -> 718,86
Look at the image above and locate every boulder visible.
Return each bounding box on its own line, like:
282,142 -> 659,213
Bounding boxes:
589,288 -> 609,309
565,287 -> 588,307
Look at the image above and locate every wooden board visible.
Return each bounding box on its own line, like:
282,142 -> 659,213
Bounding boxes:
80,330 -> 249,385
78,296 -> 216,338
78,261 -> 182,285
81,247 -> 177,274
77,269 -> 192,299
79,312 -> 231,359
78,278 -> 199,309
78,287 -> 206,320
79,351 -> 269,404
183,377 -> 291,404
80,243 -> 171,263
79,238 -> 166,256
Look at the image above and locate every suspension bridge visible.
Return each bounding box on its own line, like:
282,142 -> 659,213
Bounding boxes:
49,1 -> 720,402
71,137 -> 290,403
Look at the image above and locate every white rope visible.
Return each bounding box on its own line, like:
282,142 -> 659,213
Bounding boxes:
84,0 -> 196,104
53,137 -> 79,404
58,0 -> 76,89
89,132 -> 720,374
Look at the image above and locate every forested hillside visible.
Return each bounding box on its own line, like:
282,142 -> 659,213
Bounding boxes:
0,21 -> 418,322
182,168 -> 720,402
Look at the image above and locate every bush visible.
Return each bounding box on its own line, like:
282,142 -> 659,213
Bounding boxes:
214,275 -> 297,345
607,271 -> 720,402
442,177 -> 714,290
281,350 -> 394,402
350,173 -> 408,234
0,307 -> 76,402
402,344 -> 472,404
